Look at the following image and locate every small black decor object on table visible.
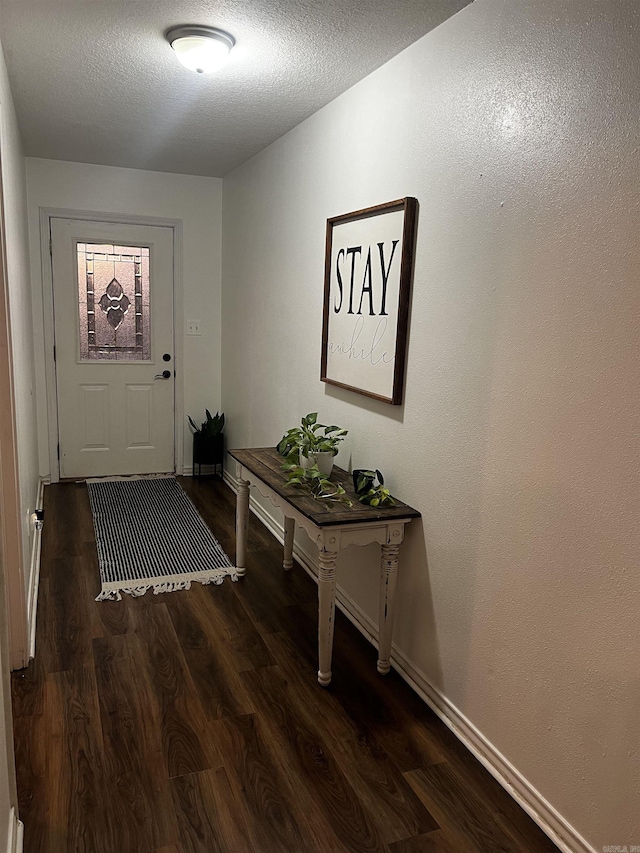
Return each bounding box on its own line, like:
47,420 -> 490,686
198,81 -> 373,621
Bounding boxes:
352,468 -> 395,507
189,410 -> 225,479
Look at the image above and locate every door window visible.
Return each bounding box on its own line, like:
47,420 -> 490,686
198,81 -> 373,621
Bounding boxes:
77,242 -> 151,361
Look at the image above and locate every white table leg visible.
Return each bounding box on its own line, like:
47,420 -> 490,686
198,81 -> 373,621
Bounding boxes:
377,541 -> 400,674
236,478 -> 250,577
283,516 -> 295,571
317,549 -> 338,687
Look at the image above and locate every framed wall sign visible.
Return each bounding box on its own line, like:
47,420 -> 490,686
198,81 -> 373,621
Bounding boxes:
321,197 -> 417,405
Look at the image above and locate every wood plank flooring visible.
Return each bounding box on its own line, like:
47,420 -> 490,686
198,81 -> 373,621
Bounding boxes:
11,478 -> 560,853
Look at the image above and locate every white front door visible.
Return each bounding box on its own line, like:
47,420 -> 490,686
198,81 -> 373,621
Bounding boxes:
51,218 -> 175,478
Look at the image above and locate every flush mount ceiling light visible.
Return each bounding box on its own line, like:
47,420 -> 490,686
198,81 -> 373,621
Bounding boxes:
166,25 -> 235,74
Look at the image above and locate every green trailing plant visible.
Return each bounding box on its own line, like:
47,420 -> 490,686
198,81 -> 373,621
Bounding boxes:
353,468 -> 395,507
277,412 -> 347,462
282,461 -> 352,507
188,409 -> 225,438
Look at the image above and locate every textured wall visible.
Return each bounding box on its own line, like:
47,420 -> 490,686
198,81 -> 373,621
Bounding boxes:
222,0 -> 640,848
25,158 -> 224,475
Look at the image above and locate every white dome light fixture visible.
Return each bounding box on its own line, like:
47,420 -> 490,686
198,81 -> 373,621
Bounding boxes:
166,25 -> 235,74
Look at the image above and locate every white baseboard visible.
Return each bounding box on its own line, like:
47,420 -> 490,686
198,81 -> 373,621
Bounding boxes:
6,807 -> 24,853
223,468 -> 596,853
27,478 -> 46,661
182,465 -> 223,477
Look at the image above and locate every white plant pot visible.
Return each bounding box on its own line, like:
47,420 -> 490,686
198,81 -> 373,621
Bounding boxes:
299,449 -> 334,476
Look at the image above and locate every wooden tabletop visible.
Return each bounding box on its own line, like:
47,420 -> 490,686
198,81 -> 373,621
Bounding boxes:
228,447 -> 421,528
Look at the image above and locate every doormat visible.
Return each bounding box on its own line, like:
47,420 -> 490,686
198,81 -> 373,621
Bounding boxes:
87,475 -> 237,601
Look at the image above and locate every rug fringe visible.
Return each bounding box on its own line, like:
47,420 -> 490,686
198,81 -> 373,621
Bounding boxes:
95,568 -> 239,601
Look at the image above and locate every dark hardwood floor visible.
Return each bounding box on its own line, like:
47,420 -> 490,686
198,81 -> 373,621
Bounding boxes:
11,478 -> 559,853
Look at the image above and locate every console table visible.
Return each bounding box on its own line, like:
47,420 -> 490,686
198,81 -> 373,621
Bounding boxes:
228,447 -> 421,686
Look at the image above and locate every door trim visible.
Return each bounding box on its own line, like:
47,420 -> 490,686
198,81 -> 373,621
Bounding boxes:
0,135 -> 29,669
39,208 -> 184,482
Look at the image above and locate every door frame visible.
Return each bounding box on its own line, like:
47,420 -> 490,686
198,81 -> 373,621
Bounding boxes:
39,208 -> 184,483
0,122 -> 29,671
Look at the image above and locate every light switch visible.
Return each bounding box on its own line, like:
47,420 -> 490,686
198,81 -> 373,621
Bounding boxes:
186,319 -> 201,335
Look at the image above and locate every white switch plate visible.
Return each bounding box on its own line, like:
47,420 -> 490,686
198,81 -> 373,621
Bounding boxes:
186,319 -> 201,335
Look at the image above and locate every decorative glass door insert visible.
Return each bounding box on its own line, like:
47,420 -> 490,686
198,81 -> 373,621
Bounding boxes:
77,243 -> 151,361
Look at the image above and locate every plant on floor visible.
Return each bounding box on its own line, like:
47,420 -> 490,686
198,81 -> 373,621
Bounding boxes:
353,468 -> 395,507
282,460 -> 353,507
188,409 -> 225,437
189,410 -> 225,475
276,412 -> 347,463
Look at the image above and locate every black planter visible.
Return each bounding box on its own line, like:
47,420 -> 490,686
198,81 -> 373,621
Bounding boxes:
352,468 -> 384,495
193,432 -> 224,479
352,469 -> 374,494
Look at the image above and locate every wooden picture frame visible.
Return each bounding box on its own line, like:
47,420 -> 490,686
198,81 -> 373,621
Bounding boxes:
320,197 -> 417,405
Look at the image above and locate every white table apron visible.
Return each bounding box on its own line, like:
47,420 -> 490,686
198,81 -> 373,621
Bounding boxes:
234,459 -> 414,687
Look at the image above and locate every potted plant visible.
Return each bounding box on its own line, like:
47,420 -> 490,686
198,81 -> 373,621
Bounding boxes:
188,410 -> 225,478
277,412 -> 347,476
352,468 -> 395,507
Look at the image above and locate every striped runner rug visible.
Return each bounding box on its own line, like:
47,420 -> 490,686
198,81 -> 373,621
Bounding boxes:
87,475 -> 237,601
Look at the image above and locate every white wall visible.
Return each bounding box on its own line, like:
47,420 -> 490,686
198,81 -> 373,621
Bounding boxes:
0,45 -> 39,623
222,0 -> 640,850
25,158 -> 224,476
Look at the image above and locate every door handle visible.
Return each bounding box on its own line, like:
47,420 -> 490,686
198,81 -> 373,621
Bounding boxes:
154,370 -> 172,380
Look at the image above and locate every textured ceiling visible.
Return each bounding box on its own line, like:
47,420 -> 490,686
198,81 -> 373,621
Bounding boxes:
0,0 -> 470,177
